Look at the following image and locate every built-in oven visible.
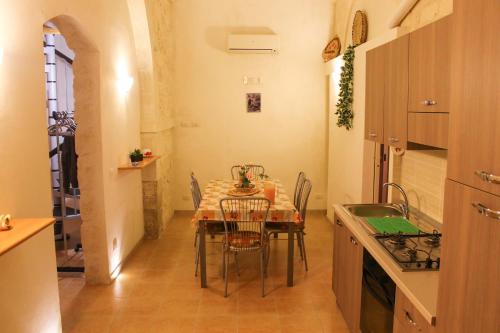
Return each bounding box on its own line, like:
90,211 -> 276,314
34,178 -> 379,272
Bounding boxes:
360,249 -> 396,333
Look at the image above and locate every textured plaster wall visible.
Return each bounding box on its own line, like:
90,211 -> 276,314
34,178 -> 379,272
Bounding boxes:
0,0 -> 144,289
173,0 -> 334,210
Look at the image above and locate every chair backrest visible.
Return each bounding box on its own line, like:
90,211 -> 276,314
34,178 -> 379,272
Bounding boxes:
219,197 -> 271,250
190,172 -> 202,210
230,165 -> 240,180
298,179 -> 312,223
231,164 -> 265,180
293,171 -> 306,209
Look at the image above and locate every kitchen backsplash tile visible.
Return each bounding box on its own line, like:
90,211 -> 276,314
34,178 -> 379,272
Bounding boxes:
390,149 -> 447,223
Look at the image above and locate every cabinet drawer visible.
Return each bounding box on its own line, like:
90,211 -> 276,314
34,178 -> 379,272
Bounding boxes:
408,113 -> 448,149
394,288 -> 433,333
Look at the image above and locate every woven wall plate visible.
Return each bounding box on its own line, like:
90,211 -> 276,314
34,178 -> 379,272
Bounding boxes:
322,36 -> 341,62
352,10 -> 368,46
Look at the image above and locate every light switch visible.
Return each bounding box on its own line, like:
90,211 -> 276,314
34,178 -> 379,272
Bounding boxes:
243,76 -> 261,85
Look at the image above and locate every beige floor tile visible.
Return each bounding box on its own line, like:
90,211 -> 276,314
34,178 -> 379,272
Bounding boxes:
59,211 -> 349,333
238,314 -> 282,333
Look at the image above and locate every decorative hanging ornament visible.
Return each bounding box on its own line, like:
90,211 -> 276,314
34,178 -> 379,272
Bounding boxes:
322,36 -> 341,62
352,11 -> 368,46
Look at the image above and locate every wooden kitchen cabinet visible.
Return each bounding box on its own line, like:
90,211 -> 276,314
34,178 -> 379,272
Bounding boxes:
365,44 -> 386,143
407,113 -> 448,149
408,16 -> 451,113
394,287 -> 434,333
447,0 -> 500,196
332,217 -> 363,333
436,180 -> 499,333
383,35 -> 408,149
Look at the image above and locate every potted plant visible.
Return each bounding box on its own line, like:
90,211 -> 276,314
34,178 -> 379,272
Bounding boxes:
129,149 -> 143,166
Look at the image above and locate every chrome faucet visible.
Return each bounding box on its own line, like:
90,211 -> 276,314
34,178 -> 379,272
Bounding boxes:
383,183 -> 410,219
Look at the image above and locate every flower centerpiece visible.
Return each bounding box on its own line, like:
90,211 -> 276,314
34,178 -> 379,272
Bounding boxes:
238,165 -> 254,188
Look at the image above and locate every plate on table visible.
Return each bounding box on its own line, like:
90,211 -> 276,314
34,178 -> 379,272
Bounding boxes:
227,188 -> 260,197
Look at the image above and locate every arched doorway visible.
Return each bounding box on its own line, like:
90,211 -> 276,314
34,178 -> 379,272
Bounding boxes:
44,16 -> 110,284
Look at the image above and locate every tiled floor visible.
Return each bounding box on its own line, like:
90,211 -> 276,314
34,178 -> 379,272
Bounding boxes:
58,211 -> 350,333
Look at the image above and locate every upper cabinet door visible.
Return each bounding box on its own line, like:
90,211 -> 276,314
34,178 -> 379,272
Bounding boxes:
365,45 -> 386,143
408,16 -> 451,113
447,0 -> 500,196
384,35 -> 409,149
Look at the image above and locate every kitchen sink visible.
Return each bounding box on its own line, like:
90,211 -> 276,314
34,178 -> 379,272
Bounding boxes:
344,204 -> 404,218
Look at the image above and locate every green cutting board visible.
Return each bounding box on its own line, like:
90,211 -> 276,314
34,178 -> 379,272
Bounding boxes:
365,217 -> 420,234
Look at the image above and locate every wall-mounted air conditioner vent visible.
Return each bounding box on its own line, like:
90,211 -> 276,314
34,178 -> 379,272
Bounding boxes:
227,34 -> 280,54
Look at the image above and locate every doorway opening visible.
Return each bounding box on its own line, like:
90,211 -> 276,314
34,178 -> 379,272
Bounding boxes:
44,22 -> 84,274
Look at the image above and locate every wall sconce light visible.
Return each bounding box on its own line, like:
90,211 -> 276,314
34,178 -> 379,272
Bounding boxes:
117,76 -> 134,95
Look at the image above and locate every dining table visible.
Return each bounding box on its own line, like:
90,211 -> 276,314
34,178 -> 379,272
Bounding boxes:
195,179 -> 300,288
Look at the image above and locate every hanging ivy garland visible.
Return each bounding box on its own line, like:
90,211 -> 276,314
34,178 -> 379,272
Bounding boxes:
335,45 -> 355,130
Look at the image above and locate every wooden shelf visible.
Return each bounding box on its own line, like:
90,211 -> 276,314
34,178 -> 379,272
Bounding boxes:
0,218 -> 55,256
118,156 -> 160,171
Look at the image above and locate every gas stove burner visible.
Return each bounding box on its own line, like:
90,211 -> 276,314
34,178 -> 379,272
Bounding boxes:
424,235 -> 440,247
403,248 -> 417,262
375,231 -> 441,271
423,230 -> 441,247
387,235 -> 407,248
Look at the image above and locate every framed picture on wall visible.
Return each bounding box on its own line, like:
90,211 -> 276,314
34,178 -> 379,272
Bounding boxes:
246,93 -> 261,113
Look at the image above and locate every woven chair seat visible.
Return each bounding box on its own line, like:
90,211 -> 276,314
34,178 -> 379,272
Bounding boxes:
224,231 -> 265,251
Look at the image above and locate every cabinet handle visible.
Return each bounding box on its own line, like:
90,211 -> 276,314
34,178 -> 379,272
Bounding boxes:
405,311 -> 417,326
368,132 -> 377,138
336,220 -> 343,227
389,137 -> 399,143
472,202 -> 500,220
421,99 -> 437,106
475,170 -> 500,185
350,236 -> 358,245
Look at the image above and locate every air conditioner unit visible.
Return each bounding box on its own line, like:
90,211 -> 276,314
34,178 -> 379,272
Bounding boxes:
227,34 -> 280,54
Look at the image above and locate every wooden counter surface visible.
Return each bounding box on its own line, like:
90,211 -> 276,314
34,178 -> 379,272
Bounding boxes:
334,204 -> 439,325
0,218 -> 55,256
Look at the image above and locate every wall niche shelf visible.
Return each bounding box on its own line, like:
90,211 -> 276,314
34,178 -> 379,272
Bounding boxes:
118,156 -> 160,171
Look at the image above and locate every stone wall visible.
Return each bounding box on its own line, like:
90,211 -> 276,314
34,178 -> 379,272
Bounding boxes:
141,0 -> 175,238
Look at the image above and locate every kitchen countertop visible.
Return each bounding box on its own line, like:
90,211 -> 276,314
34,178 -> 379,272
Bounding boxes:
0,218 -> 55,256
333,204 -> 439,325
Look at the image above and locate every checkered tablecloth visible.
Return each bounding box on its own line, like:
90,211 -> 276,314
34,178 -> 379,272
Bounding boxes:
195,179 -> 299,223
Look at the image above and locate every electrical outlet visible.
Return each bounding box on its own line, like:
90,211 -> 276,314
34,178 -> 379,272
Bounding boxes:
113,238 -> 118,251
315,193 -> 324,200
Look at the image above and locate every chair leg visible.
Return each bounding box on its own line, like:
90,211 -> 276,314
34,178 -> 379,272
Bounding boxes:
221,247 -> 226,279
194,229 -> 198,247
265,241 -> 270,277
260,250 -> 265,297
300,232 -> 308,272
234,252 -> 240,276
297,232 -> 304,260
224,252 -> 229,297
195,236 -> 200,277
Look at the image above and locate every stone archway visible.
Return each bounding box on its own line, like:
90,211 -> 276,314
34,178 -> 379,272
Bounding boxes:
47,15 -> 110,284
